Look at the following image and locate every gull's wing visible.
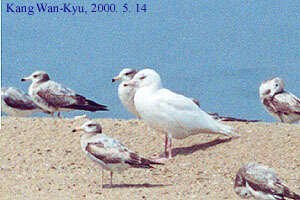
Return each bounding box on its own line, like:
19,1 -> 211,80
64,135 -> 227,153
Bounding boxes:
36,81 -> 80,107
86,142 -> 125,165
271,91 -> 300,114
85,135 -> 162,168
236,163 -> 300,200
2,87 -> 39,110
244,165 -> 287,199
36,81 -> 107,111
150,88 -> 229,134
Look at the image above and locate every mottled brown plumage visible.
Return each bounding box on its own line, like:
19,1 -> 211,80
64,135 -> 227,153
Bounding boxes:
259,77 -> 300,123
235,163 -> 300,200
22,71 -> 108,117
73,121 -> 163,188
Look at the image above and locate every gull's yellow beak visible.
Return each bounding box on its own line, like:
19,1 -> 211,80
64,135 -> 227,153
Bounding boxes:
112,76 -> 121,83
72,127 -> 84,132
21,76 -> 31,82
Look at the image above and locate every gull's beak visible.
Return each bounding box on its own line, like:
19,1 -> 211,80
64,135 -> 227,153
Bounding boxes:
112,76 -> 120,83
72,127 -> 84,132
124,80 -> 137,87
263,89 -> 271,96
21,76 -> 31,82
269,90 -> 278,98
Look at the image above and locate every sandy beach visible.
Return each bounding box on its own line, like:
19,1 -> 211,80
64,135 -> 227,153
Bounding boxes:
0,117 -> 299,200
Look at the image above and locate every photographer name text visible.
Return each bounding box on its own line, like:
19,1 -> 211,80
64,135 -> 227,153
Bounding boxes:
5,2 -> 148,15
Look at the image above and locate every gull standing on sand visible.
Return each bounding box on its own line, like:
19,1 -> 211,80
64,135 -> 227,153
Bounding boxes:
72,121 -> 163,188
1,87 -> 45,116
21,71 -> 108,117
234,163 -> 300,200
259,77 -> 300,123
125,68 -> 239,159
112,68 -> 140,118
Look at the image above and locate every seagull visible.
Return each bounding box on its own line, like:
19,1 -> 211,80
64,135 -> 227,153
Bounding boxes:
234,163 -> 300,200
125,68 -> 239,159
1,87 -> 45,116
259,77 -> 300,123
112,68 -> 140,118
21,71 -> 108,117
72,121 -> 163,188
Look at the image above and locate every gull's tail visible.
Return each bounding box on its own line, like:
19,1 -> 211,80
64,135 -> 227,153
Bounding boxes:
216,122 -> 240,137
125,152 -> 164,169
63,95 -> 109,112
84,99 -> 109,111
282,185 -> 300,200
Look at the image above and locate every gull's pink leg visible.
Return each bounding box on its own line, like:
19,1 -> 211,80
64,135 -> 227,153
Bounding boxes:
53,113 -> 57,125
57,112 -> 61,118
168,137 -> 172,159
150,134 -> 168,160
110,171 -> 113,187
102,168 -> 104,188
165,134 -> 168,157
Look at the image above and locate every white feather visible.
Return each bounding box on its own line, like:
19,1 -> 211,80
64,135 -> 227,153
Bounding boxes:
131,69 -> 239,140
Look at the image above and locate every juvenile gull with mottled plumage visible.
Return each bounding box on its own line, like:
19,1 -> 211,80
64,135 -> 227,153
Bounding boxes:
259,77 -> 300,123
234,163 -> 300,200
1,87 -> 45,116
72,121 -> 163,188
21,71 -> 108,117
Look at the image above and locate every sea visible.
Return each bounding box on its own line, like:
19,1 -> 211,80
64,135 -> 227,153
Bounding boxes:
2,0 -> 299,122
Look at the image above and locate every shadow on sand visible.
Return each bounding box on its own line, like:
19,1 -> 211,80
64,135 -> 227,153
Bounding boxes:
103,183 -> 170,189
156,137 -> 234,158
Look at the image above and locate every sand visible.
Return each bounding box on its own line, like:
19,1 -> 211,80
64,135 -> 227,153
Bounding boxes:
0,117 -> 299,200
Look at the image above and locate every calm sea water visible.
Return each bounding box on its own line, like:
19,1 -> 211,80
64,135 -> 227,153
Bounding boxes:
2,1 -> 299,122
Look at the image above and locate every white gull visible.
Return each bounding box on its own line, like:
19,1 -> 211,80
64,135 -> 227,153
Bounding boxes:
125,68 -> 239,159
112,68 -> 140,118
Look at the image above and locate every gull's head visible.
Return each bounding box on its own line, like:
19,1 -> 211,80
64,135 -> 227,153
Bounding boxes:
72,121 -> 102,134
124,68 -> 162,89
234,163 -> 252,199
234,176 -> 249,198
21,71 -> 50,83
270,77 -> 284,96
259,77 -> 284,98
259,81 -> 271,99
234,165 -> 247,188
112,68 -> 137,83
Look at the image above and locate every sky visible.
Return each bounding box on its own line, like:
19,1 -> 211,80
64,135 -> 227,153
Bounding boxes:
2,0 -> 300,121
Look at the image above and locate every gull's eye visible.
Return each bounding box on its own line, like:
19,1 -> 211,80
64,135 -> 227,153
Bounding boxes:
275,83 -> 279,87
125,71 -> 134,76
139,76 -> 146,80
33,75 -> 38,78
